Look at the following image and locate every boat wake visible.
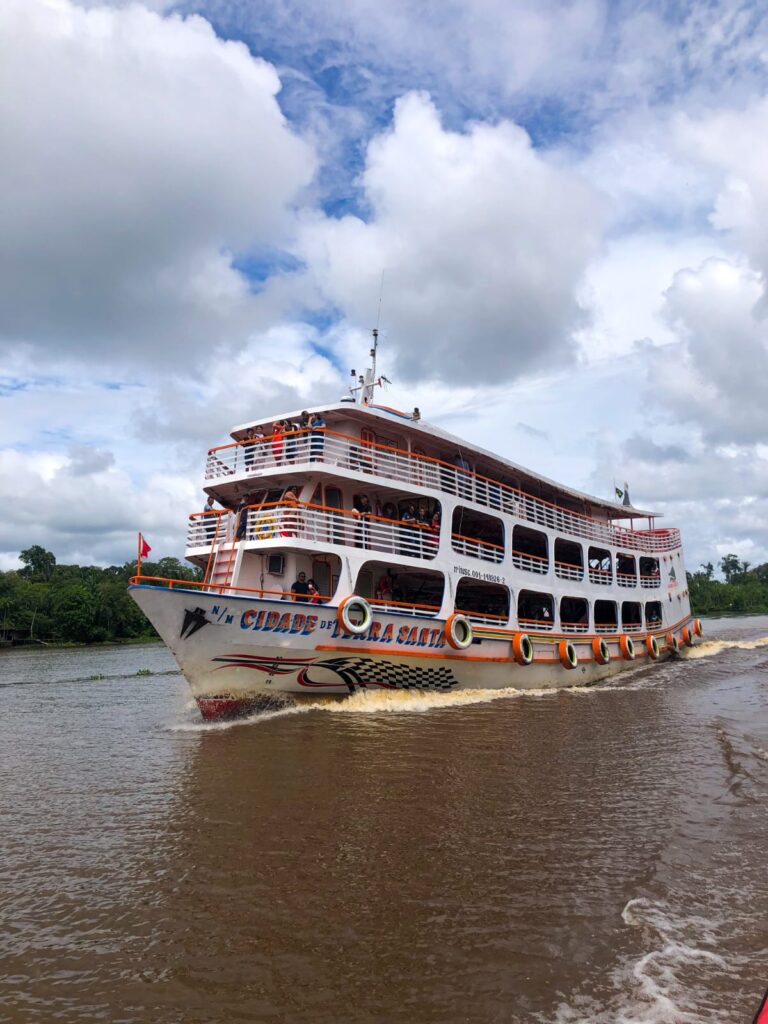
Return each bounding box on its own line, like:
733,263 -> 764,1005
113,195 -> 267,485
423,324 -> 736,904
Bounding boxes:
550,897 -> 754,1024
682,635 -> 768,659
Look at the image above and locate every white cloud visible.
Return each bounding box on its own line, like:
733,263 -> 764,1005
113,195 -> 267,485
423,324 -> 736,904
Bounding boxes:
647,258 -> 768,445
0,0 -> 315,364
297,92 -> 604,384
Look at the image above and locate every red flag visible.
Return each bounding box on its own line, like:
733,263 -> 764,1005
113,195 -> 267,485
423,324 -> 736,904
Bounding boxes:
139,534 -> 151,559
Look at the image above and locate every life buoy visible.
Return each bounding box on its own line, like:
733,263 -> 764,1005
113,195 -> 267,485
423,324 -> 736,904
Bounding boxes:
592,637 -> 610,665
337,596 -> 372,636
666,632 -> 680,653
619,634 -> 636,661
445,613 -> 473,650
558,640 -> 578,670
645,634 -> 660,660
693,618 -> 703,637
512,632 -> 533,665
257,516 -> 276,539
682,625 -> 695,647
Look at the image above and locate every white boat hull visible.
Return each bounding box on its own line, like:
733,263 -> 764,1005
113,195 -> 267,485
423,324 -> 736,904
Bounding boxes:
130,583 -> 693,720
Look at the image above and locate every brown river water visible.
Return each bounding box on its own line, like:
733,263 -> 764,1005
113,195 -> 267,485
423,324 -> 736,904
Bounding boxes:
1,616 -> 767,1024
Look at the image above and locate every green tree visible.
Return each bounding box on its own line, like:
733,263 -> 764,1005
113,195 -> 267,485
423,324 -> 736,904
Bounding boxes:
719,553 -> 742,584
51,582 -> 98,643
18,545 -> 57,582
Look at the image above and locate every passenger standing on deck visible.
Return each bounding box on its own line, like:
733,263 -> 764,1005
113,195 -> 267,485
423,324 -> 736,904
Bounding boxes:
428,507 -> 441,555
400,502 -> 416,556
244,426 -> 264,472
416,503 -> 430,557
352,493 -> 372,548
291,572 -> 310,601
453,452 -> 472,499
271,421 -> 285,464
280,485 -> 300,537
308,411 -> 325,462
307,578 -> 321,604
203,494 -> 218,543
284,420 -> 300,463
299,411 -> 310,460
235,495 -> 250,540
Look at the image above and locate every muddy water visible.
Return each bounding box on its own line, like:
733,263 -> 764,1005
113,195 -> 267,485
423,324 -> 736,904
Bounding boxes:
1,619 -> 767,1023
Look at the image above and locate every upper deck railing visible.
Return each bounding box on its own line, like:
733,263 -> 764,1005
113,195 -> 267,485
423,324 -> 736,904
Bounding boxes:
205,428 -> 681,554
188,501 -> 441,561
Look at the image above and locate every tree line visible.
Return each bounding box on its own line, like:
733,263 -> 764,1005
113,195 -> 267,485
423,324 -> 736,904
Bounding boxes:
0,545 -> 201,645
1,546 -> 766,647
686,555 -> 768,616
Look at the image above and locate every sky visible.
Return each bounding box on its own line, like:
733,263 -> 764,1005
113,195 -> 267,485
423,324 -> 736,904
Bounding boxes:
1,0 -> 767,574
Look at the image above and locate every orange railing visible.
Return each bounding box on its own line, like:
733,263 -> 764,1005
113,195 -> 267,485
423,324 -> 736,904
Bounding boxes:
188,500 -> 446,562
554,560 -> 584,580
129,575 -> 331,602
368,596 -> 442,618
204,427 -> 681,554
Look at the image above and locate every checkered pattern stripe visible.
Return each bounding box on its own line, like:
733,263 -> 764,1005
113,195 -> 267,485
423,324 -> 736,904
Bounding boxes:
323,656 -> 457,692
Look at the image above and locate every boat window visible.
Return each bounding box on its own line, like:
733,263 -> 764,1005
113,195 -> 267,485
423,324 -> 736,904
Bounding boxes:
512,525 -> 549,574
554,538 -> 584,580
355,561 -> 443,616
588,546 -> 612,585
451,507 -> 504,564
621,601 -> 642,631
324,486 -> 342,509
645,601 -> 663,628
560,596 -> 589,632
640,557 -> 661,587
455,578 -> 510,626
595,599 -> 618,632
518,590 -> 554,630
617,553 -> 637,587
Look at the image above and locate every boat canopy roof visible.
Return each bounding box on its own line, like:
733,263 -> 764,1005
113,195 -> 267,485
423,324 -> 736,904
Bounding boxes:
230,402 -> 659,522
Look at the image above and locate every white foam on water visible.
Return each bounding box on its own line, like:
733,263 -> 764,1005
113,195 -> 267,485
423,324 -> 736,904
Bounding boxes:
550,897 -> 742,1024
682,635 -> 768,660
302,685 -> 555,715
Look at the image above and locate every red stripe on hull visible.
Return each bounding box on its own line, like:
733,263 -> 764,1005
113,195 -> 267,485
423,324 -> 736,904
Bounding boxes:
196,694 -> 293,721
196,696 -> 262,721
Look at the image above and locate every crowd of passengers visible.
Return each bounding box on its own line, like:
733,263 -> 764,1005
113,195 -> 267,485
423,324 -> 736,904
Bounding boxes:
238,412 -> 327,469
205,487 -> 441,550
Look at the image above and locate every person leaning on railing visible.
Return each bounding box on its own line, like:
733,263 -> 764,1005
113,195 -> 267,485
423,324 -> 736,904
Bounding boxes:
400,502 -> 417,556
308,411 -> 325,461
352,493 -> 372,547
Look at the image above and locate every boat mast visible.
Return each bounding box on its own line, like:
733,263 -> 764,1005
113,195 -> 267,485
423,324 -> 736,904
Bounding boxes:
349,327 -> 390,405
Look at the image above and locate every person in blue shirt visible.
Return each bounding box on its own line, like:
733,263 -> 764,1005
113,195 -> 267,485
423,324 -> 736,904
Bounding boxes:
309,412 -> 325,462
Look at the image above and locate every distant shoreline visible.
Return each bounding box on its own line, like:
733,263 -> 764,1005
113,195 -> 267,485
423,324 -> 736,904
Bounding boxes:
0,637 -> 163,652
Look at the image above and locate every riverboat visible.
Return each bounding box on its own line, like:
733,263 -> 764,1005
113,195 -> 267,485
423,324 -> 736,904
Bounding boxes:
130,341 -> 702,720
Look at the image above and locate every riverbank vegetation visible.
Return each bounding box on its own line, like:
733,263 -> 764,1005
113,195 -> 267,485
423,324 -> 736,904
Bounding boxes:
687,556 -> 768,616
0,546 -> 201,645
1,546 -> 766,646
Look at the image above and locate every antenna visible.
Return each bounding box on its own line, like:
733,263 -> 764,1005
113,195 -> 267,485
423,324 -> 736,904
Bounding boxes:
346,272 -> 392,404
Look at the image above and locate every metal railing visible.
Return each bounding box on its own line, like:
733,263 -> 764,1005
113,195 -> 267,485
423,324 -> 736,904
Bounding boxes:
561,621 -> 590,634
189,502 -> 440,561
205,428 -> 682,555
518,615 -> 554,632
594,621 -> 619,633
554,561 -> 584,581
640,574 -> 661,589
451,532 -> 504,564
617,572 -> 637,588
368,598 -> 440,618
457,608 -> 510,627
589,566 -> 612,585
512,550 -> 549,574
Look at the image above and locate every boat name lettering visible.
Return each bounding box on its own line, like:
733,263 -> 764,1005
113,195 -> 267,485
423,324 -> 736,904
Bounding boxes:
240,609 -> 318,635
329,620 -> 445,648
452,565 -> 507,585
